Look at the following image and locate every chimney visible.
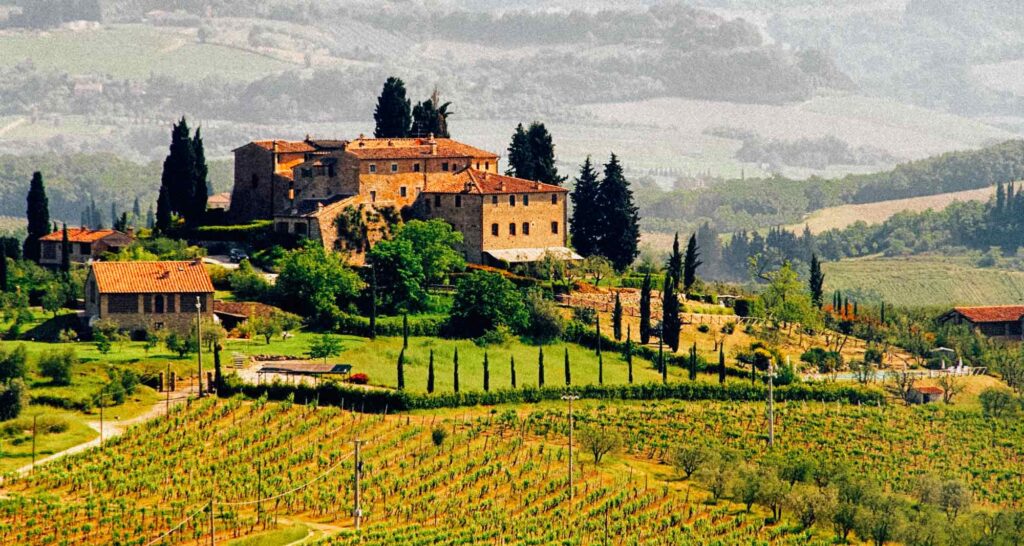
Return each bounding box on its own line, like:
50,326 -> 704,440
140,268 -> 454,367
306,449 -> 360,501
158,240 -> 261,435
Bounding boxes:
535,182 -> 542,190
125,227 -> 134,238
428,132 -> 437,156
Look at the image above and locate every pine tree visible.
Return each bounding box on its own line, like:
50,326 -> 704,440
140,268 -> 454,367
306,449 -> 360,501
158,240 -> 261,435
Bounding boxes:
397,349 -> 405,390
373,77 -> 411,138
483,352 -> 490,392
683,233 -> 702,292
688,343 -> 698,381
569,156 -> 601,257
595,154 -> 639,270
809,253 -> 825,308
59,223 -> 70,274
24,171 -> 50,263
526,122 -> 563,184
662,275 -> 680,352
453,348 -> 459,393
427,349 -> 435,394
666,233 -> 683,289
639,272 -> 652,345
563,347 -> 571,386
718,344 -> 726,385
537,347 -> 545,387
510,355 -> 517,389
612,292 -> 623,341
410,88 -> 452,138
505,123 -> 534,180
625,325 -> 633,384
191,126 -> 209,224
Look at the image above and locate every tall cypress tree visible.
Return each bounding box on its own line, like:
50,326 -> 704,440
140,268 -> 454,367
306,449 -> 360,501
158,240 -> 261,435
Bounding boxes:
639,272 -> 652,345
146,206 -> 155,229
59,223 -> 70,274
563,347 -> 570,386
427,349 -> 435,394
505,123 -> 534,180
156,185 -> 172,233
596,154 -> 639,270
718,344 -> 726,385
688,343 -> 698,381
90,196 -> 101,229
24,171 -> 50,263
483,352 -> 490,392
132,196 -> 142,226
662,275 -> 680,352
625,325 -> 633,384
396,349 -> 405,390
510,355 -> 517,388
683,233 -> 702,292
373,77 -> 411,138
110,202 -> 117,230
569,156 -> 601,257
537,347 -> 545,387
667,233 -> 683,290
612,292 -> 623,341
191,127 -> 209,224
160,117 -> 197,224
453,348 -> 459,393
809,253 -> 825,308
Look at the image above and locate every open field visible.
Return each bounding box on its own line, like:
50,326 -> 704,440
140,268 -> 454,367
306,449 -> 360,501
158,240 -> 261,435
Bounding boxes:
0,391 -> 1020,544
0,25 -> 293,82
789,185 -> 998,234
823,256 -> 1024,307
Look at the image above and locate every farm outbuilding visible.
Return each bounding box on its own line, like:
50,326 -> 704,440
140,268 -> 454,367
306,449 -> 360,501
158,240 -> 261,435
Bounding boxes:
939,306 -> 1024,339
907,386 -> 944,404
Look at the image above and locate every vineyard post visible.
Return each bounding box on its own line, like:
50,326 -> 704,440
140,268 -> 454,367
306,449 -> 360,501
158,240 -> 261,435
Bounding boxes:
561,393 -> 579,502
354,439 -> 363,530
31,414 -> 36,473
166,362 -> 171,418
257,460 -> 263,529
196,295 -> 204,397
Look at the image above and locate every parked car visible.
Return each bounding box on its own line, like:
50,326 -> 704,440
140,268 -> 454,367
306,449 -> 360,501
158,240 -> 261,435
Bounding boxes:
229,248 -> 249,263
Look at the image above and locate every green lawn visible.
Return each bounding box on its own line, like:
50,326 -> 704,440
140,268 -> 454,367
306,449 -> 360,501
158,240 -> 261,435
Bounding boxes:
0,407 -> 97,474
226,524 -> 310,546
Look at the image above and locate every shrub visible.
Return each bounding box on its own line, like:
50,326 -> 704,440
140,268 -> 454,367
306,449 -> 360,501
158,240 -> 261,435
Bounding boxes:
572,306 -> 597,325
0,414 -> 67,436
333,313 -> 444,337
697,324 -> 711,333
431,425 -> 448,447
524,289 -> 565,343
0,379 -> 26,420
474,325 -> 514,347
721,322 -> 736,335
205,263 -> 232,289
346,373 -> 369,385
0,344 -> 28,382
38,348 -> 77,386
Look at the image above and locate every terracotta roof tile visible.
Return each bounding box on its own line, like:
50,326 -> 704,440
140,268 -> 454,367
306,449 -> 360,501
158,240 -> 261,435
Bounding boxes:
423,169 -> 567,194
250,140 -> 317,153
913,386 -> 945,394
91,261 -> 214,294
346,137 -> 497,160
952,306 -> 1024,323
40,228 -> 130,243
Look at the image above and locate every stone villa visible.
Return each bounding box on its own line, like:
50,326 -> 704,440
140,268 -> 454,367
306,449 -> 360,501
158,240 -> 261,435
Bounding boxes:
85,260 -> 214,333
38,228 -> 133,268
227,135 -> 577,265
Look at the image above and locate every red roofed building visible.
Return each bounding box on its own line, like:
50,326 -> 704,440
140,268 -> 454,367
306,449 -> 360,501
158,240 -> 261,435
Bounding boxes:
940,306 -> 1024,339
38,228 -> 133,268
85,260 -> 214,333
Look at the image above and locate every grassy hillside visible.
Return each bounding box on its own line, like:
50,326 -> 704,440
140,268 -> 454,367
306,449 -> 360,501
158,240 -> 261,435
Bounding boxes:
823,256 -> 1024,307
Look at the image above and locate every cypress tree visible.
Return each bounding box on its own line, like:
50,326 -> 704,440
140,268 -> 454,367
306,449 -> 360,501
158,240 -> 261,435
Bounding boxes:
563,347 -> 570,386
537,347 -> 545,387
880,302 -> 887,325
625,325 -> 633,384
666,232 -> 683,289
510,355 -> 517,389
146,206 -> 155,229
156,185 -> 172,233
718,344 -> 726,385
397,349 -> 405,390
505,123 -> 534,180
59,223 -> 70,275
453,348 -> 459,393
597,319 -> 604,385
402,313 -> 409,349
160,117 -> 197,222
427,349 -> 435,394
110,202 -> 117,230
90,196 -> 102,229
483,352 -> 490,392
213,342 -> 223,392
683,233 -> 702,292
612,292 -> 623,341
688,343 -> 698,381
809,253 -> 825,308
662,275 -> 680,352
373,77 -> 412,138
639,272 -> 652,345
659,333 -> 666,384
526,122 -> 563,184
132,196 -> 142,226
569,156 -> 601,257
191,126 -> 209,224
80,208 -> 89,229
24,171 -> 50,263
596,154 -> 639,270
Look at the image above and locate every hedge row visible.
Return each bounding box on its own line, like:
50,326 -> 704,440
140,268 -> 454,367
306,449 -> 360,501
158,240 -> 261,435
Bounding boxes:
332,313 -> 446,337
220,374 -> 886,412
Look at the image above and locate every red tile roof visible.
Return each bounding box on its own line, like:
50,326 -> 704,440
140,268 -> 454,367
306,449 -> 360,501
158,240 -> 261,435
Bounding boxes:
424,169 -> 566,195
39,228 -> 129,243
346,137 -> 497,160
91,261 -> 214,294
952,306 -> 1024,323
913,386 -> 945,395
250,140 -> 317,153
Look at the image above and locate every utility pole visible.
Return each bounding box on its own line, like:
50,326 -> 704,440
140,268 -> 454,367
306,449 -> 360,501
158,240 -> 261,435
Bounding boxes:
561,393 -> 579,501
196,295 -> 203,397
353,439 -> 363,530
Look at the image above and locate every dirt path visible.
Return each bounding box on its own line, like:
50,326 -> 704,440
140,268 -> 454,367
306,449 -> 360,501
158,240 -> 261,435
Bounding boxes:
0,117 -> 25,137
13,388 -> 196,477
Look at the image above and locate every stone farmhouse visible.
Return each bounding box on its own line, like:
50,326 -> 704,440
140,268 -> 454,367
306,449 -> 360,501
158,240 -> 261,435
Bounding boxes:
227,135 -> 577,265
85,260 -> 214,334
940,306 -> 1024,340
38,228 -> 133,269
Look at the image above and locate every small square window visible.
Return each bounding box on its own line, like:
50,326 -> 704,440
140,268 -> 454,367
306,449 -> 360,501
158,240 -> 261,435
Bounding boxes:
509,195 -> 516,206
442,162 -> 449,171
509,223 -> 516,236
522,222 -> 530,235
434,195 -> 441,207
370,191 -> 377,202
368,164 -> 377,173
413,163 -> 421,172
551,221 -> 559,234
400,186 -> 407,198
551,194 -> 558,204
491,223 -> 499,236
523,194 -> 530,206
455,195 -> 462,207
491,195 -> 498,205
391,163 -> 398,173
